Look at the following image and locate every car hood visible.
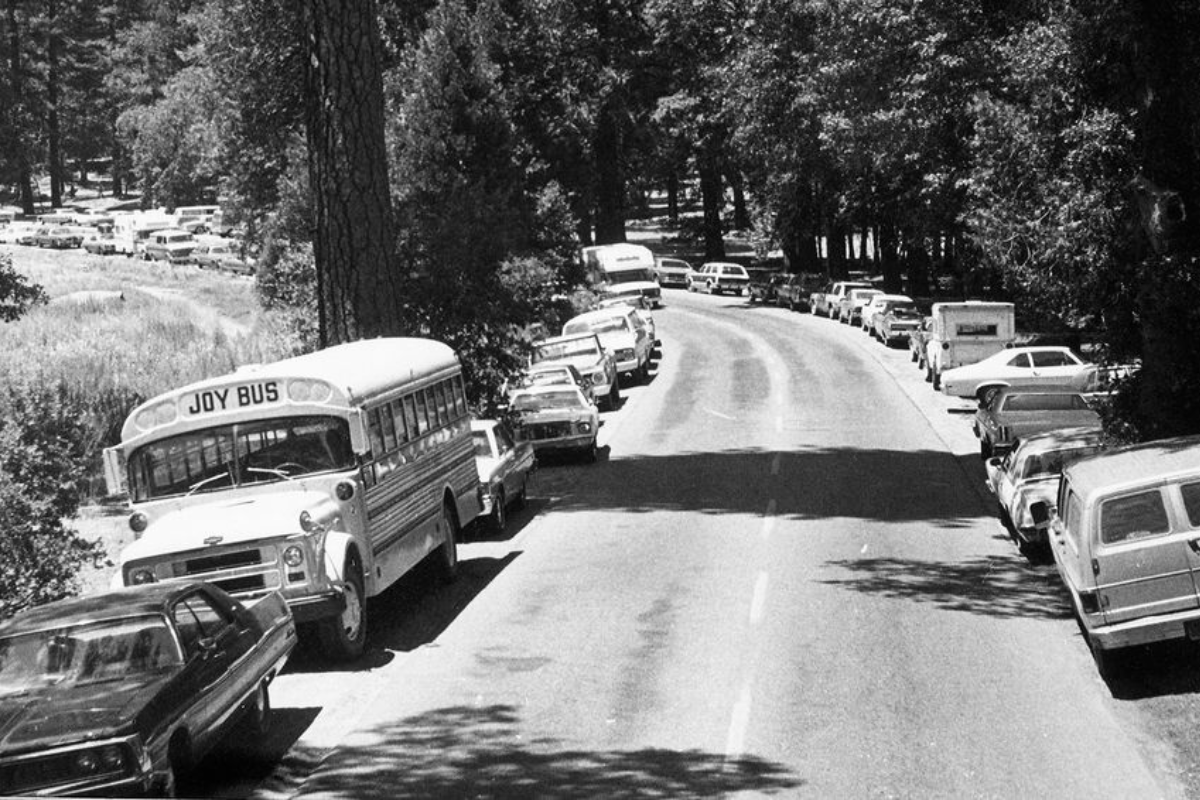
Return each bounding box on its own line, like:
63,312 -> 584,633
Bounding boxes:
518,408 -> 594,425
122,490 -> 327,564
537,355 -> 605,374
475,456 -> 502,484
0,673 -> 174,754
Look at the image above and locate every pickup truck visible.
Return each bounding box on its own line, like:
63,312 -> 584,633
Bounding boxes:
0,582 -> 295,797
972,386 -> 1100,459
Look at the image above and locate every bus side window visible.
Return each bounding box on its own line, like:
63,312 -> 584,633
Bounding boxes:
453,375 -> 467,417
367,407 -> 385,457
403,395 -> 419,440
434,383 -> 449,427
415,391 -> 429,436
380,403 -> 398,451
391,398 -> 409,443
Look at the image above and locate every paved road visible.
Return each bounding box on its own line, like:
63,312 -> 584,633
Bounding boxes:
195,290 -> 1184,799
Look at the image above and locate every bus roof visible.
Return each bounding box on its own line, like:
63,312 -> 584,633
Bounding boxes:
122,338 -> 460,444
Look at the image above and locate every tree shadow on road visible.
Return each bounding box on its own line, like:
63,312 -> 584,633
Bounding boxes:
296,704 -> 803,799
818,555 -> 1072,620
544,446 -> 991,529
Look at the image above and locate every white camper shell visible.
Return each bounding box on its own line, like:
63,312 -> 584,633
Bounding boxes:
925,301 -> 1016,389
581,243 -> 662,308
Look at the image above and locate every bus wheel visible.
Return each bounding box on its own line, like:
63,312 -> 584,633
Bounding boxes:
435,502 -> 459,583
319,553 -> 366,661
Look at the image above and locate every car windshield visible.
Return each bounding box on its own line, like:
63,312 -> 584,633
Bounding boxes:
127,415 -> 355,501
533,339 -> 599,363
0,615 -> 183,695
1003,394 -> 1088,411
1020,445 -> 1104,479
511,390 -> 585,412
522,369 -> 572,388
565,317 -> 629,335
471,431 -> 494,459
889,304 -> 919,317
606,269 -> 655,284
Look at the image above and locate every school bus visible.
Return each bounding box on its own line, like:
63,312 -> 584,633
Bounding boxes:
104,338 -> 481,660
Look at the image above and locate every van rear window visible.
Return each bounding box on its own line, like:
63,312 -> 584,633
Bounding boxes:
1182,483 -> 1200,528
1100,490 -> 1170,544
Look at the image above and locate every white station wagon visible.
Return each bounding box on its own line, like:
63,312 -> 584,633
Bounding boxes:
1032,435 -> 1200,678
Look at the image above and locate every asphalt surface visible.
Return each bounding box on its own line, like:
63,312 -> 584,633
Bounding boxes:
192,290 -> 1185,799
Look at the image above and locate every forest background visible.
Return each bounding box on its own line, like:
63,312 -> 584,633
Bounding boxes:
2,0 -> 1200,613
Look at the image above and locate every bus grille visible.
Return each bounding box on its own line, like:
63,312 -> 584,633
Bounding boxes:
183,550 -> 263,573
526,422 -> 573,439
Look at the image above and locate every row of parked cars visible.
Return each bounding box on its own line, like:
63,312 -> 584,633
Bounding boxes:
470,295 -> 659,535
0,207 -> 254,274
739,271 -> 1197,681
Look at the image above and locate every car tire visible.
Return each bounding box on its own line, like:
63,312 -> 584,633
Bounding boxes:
932,369 -> 942,391
610,379 -> 621,408
911,348 -> 918,363
924,363 -> 934,383
166,731 -> 193,798
238,681 -> 272,738
433,500 -> 460,583
980,438 -> 993,460
1089,637 -> 1124,682
318,552 -> 366,661
513,476 -> 528,510
584,440 -> 598,463
490,488 -> 507,534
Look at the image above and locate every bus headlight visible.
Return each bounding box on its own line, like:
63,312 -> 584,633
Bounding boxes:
129,512 -> 149,534
283,545 -> 305,567
129,568 -> 155,585
335,481 -> 354,501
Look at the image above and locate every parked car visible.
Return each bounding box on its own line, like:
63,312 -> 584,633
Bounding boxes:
509,384 -> 600,462
940,346 -> 1098,399
814,280 -> 872,318
0,581 -> 296,797
1031,435 -> 1200,679
471,419 -> 536,534
859,293 -> 910,334
596,294 -> 658,349
837,287 -> 882,325
687,262 -> 750,295
972,386 -> 1101,459
654,257 -> 692,289
985,426 -> 1106,551
511,362 -> 594,402
779,274 -> 823,311
871,297 -> 923,346
142,229 -> 198,263
34,226 -> 84,249
924,301 -> 1016,390
531,332 -> 619,410
747,270 -> 786,305
562,305 -> 653,384
909,316 -> 934,368
193,242 -> 255,275
82,233 -> 118,255
0,222 -> 37,244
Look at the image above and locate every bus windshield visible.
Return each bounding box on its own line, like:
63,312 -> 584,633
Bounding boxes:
127,416 -> 355,501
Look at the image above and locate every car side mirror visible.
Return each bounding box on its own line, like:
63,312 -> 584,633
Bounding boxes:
196,637 -> 218,658
1030,501 -> 1052,530
987,457 -> 1001,469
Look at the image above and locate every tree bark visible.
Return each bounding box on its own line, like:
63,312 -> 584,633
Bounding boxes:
729,170 -> 750,230
301,0 -> 400,347
593,99 -> 626,244
47,0 -> 62,208
8,0 -> 34,214
666,170 -> 679,224
698,147 -> 724,259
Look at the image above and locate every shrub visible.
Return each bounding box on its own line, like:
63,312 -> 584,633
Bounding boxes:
0,382 -> 104,620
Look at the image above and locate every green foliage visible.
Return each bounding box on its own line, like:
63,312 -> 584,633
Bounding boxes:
0,253 -> 48,321
0,382 -> 104,620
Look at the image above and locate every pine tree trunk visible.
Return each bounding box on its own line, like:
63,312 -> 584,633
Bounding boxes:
8,0 -> 34,215
47,0 -> 62,208
699,148 -> 725,260
301,0 -> 399,347
593,99 -> 626,244
729,171 -> 750,230
666,171 -> 679,224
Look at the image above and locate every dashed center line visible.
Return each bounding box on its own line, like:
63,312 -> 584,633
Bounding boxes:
770,451 -> 782,475
724,683 -> 753,764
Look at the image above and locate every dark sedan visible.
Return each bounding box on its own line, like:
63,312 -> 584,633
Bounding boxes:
0,582 -> 295,797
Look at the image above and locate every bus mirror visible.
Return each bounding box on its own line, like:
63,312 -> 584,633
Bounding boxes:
346,409 -> 369,455
102,446 -> 127,497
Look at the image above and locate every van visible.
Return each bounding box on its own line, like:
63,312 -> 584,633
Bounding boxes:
580,243 -> 662,308
924,301 -> 1015,389
1031,435 -> 1200,678
143,229 -> 198,263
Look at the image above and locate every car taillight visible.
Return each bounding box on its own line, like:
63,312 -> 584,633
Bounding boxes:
1079,590 -> 1101,614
